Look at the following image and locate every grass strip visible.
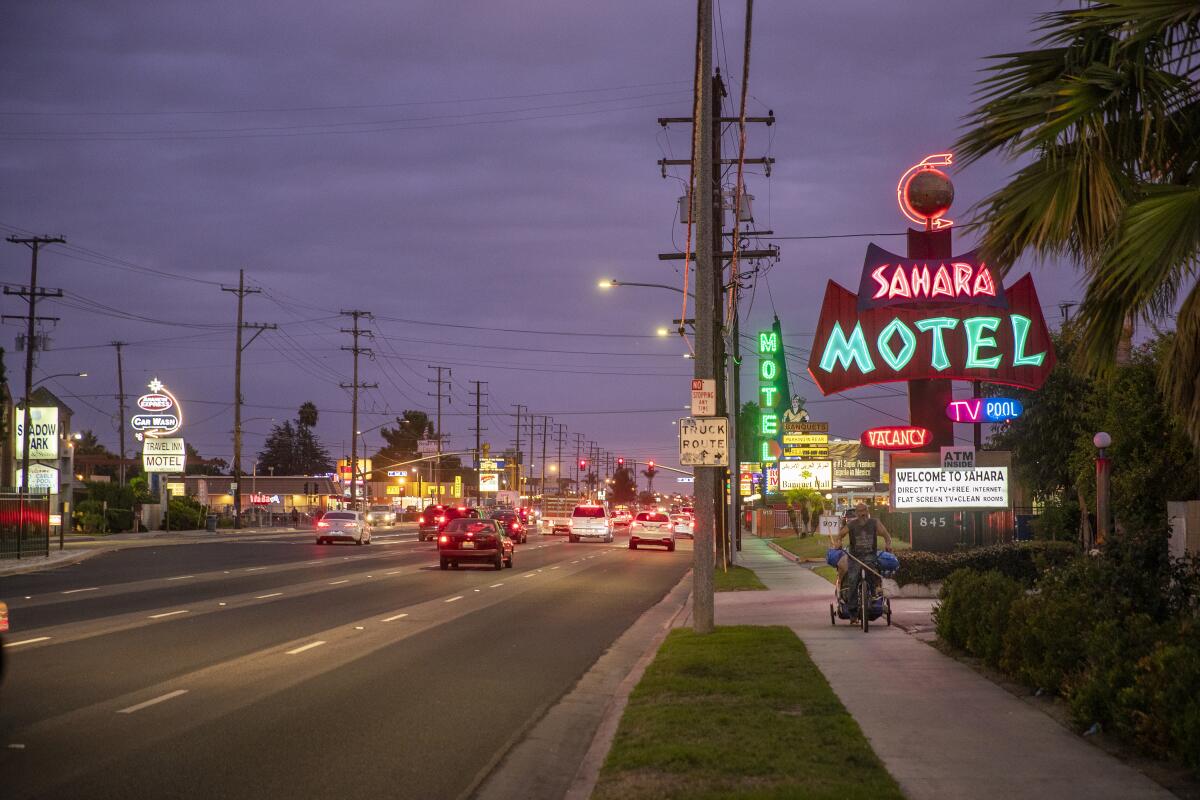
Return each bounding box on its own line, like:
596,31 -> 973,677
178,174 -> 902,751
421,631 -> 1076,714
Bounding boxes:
594,625 -> 903,800
714,564 -> 767,592
772,534 -> 910,561
812,565 -> 838,584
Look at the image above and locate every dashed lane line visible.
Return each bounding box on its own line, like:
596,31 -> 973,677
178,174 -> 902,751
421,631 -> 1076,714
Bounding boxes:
148,610 -> 190,619
165,575 -> 194,581
62,587 -> 99,594
286,640 -> 326,655
117,689 -> 189,715
3,636 -> 51,648
382,613 -> 409,622
490,583 -> 504,588
328,579 -> 349,585
445,596 -> 464,603
255,592 -> 283,599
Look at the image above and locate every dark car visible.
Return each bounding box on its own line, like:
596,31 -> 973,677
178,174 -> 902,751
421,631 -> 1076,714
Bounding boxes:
490,509 -> 528,543
418,505 -> 481,541
438,518 -> 513,570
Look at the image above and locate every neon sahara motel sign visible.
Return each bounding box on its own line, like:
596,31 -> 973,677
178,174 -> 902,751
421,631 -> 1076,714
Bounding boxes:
946,397 -> 1024,424
808,252 -> 1055,394
861,426 -> 931,450
757,328 -> 783,463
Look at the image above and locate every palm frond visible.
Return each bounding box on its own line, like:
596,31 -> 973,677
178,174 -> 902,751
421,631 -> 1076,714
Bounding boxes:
1160,281 -> 1200,447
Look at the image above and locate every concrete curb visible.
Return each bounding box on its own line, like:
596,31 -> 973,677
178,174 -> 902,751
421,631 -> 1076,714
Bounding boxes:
0,547 -> 107,576
563,573 -> 692,800
472,569 -> 692,800
764,538 -> 824,565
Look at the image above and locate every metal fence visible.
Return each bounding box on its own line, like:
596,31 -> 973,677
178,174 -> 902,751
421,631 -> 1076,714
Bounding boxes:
0,492 -> 51,559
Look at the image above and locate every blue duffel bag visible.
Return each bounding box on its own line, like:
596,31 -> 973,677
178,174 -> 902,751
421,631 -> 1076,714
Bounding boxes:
877,550 -> 900,574
825,547 -> 845,568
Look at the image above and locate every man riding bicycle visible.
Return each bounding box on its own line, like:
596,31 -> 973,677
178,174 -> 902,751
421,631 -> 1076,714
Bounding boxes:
832,502 -> 893,621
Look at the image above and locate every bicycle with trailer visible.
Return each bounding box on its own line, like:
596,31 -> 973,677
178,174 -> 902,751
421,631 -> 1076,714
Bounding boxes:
827,547 -> 899,632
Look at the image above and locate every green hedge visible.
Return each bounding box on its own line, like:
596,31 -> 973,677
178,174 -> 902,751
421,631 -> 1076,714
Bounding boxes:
896,541 -> 1077,587
933,546 -> 1200,774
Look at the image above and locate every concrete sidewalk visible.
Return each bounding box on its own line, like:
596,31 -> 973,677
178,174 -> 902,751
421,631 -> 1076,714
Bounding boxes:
710,537 -> 1172,800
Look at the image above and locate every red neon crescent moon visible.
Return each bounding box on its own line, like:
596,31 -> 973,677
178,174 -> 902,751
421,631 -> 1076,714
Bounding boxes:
897,153 -> 954,230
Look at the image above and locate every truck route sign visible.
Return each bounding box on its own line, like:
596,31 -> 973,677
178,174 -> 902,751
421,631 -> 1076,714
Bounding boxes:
679,417 -> 729,466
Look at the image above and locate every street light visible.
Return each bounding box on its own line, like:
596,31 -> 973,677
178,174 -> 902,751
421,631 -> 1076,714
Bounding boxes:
598,278 -> 694,298
32,371 -> 87,389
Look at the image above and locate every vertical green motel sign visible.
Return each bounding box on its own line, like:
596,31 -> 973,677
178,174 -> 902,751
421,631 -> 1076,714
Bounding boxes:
757,318 -> 789,464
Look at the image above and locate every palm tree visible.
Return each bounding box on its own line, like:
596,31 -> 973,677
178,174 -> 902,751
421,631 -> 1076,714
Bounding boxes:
641,465 -> 659,496
956,1 -> 1200,445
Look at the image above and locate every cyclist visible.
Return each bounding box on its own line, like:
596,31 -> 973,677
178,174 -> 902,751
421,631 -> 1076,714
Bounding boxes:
833,502 -> 893,621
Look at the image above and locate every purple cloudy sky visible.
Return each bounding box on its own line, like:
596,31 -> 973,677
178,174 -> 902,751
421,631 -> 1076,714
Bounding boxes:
0,1 -> 1080,472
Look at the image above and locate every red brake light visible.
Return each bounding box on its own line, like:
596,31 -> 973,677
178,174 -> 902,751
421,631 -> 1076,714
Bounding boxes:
418,516 -> 426,525
438,534 -> 448,544
317,521 -> 330,528
436,516 -> 445,523
511,522 -> 519,530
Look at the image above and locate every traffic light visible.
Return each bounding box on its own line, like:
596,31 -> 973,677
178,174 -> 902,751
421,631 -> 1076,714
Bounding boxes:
579,459 -> 587,470
648,460 -> 655,470
617,457 -> 625,467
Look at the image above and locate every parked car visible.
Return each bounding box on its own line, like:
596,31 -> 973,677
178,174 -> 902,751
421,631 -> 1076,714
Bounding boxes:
365,504 -> 397,527
438,518 -> 513,570
490,509 -> 528,543
316,510 -> 373,545
629,511 -> 674,551
670,513 -> 695,539
569,504 -> 613,543
610,507 -> 633,528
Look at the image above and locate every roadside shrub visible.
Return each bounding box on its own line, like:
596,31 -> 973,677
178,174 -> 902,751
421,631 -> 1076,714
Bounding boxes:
104,508 -> 134,532
934,569 -> 1024,667
1066,614 -> 1164,735
1000,561 -> 1101,691
897,541 -> 1076,587
1120,621 -> 1200,771
164,496 -> 205,530
74,499 -> 107,533
1029,496 -> 1079,541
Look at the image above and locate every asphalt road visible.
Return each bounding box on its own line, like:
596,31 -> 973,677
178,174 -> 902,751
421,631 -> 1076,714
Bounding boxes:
0,527 -> 691,799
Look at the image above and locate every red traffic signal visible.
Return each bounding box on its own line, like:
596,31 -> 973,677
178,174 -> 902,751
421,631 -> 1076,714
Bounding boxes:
579,459 -> 587,469
617,457 -> 625,467
648,460 -> 655,469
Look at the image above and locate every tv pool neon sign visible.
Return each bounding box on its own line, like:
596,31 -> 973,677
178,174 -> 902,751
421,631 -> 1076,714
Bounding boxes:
946,397 -> 1024,424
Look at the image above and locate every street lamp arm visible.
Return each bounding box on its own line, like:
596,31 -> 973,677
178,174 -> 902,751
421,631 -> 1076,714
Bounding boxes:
599,279 -> 694,299
32,371 -> 87,389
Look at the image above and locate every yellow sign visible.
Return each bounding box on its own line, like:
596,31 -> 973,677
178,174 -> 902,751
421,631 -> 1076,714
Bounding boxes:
453,475 -> 462,497
783,447 -> 830,459
782,433 -> 829,445
386,485 -> 401,495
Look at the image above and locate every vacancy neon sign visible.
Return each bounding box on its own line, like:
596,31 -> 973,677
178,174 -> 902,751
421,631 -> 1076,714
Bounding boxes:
861,426 -> 931,450
946,397 -> 1024,424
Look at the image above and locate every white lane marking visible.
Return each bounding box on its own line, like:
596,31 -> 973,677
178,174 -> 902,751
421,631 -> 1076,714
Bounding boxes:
328,579 -> 349,585
218,602 -> 227,606
246,566 -> 267,572
3,636 -> 51,648
490,583 -> 504,588
165,575 -> 194,581
382,613 -> 409,622
445,595 -> 463,603
286,640 -> 326,655
385,570 -> 403,575
571,560 -> 580,564
149,610 -> 189,619
474,588 -> 481,592
117,689 -> 189,714
62,587 -> 99,595
7,743 -> 25,749
551,566 -> 560,570
255,592 -> 283,599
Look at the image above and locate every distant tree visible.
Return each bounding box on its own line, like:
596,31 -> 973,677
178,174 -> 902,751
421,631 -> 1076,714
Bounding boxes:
641,464 -> 659,495
74,429 -> 114,456
609,466 -> 637,504
258,403 -> 333,475
370,410 -> 434,480
185,442 -> 228,476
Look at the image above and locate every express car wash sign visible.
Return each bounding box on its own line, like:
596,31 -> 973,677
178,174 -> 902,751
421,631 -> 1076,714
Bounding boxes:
807,245 -> 1055,393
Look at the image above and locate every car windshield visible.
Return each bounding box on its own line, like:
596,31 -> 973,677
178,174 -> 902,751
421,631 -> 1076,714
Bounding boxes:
324,512 -> 356,521
572,506 -> 605,518
638,512 -> 669,522
445,519 -> 494,534
369,505 -> 390,512
491,512 -> 516,520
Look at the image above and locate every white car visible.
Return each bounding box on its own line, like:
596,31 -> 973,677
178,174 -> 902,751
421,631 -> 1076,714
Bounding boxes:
568,504 -> 613,543
365,504 -> 397,527
629,511 -> 674,551
670,514 -> 695,538
316,511 -> 373,545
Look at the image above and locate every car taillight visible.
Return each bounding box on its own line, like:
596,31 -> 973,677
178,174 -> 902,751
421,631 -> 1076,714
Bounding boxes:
418,516 -> 425,525
439,534 -> 448,544
436,516 -> 445,523
690,521 -> 695,529
317,521 -> 330,528
511,522 -> 519,531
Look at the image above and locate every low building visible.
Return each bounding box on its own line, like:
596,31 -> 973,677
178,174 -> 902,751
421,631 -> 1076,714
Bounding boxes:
183,475 -> 339,517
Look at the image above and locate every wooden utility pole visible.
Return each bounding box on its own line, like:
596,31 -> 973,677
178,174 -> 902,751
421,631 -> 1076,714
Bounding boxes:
554,423 -> 566,495
341,311 -> 376,510
574,432 -> 585,494
427,365 -> 451,500
512,404 -> 526,497
112,341 -> 128,486
540,416 -> 550,498
222,270 -> 275,529
469,380 -> 488,501
690,0 -> 717,634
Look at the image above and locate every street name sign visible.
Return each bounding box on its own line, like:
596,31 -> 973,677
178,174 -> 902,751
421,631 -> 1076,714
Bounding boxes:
679,417 -> 729,466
